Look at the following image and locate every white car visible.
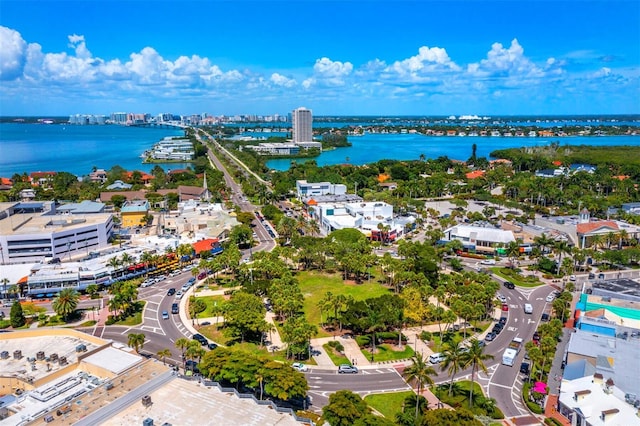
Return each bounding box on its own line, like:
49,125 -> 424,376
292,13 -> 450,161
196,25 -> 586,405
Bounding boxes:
569,275 -> 576,281
481,259 -> 496,265
546,293 -> 556,302
497,294 -> 507,303
292,362 -> 309,372
175,291 -> 184,300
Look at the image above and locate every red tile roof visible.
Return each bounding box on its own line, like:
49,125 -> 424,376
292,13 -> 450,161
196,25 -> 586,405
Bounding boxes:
192,238 -> 220,255
0,177 -> 12,186
465,170 -> 486,179
576,221 -> 619,235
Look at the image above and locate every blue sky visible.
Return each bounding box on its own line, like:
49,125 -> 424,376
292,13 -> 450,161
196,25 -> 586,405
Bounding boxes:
1,0 -> 638,116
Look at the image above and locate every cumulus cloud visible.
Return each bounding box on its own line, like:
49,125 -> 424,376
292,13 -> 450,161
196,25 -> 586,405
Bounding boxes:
467,38 -> 545,79
306,57 -> 353,86
270,73 -> 296,87
388,46 -> 460,81
0,26 -> 28,80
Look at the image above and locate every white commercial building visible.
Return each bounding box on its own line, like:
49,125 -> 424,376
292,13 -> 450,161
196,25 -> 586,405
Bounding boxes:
296,180 -> 347,198
292,107 -> 313,143
442,224 -> 516,254
0,202 -> 113,265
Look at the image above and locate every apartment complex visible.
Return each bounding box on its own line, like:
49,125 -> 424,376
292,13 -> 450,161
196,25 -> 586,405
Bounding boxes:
292,107 -> 313,143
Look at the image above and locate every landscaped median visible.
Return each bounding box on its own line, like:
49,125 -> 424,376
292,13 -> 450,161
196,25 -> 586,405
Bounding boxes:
491,267 -> 544,287
357,333 -> 415,363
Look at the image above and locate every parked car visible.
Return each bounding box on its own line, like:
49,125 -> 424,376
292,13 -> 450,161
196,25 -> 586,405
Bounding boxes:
207,342 -> 218,350
598,273 -> 605,280
171,303 -> 179,314
501,303 -> 509,312
499,316 -> 508,325
588,273 -> 595,279
497,293 -> 507,303
175,291 -> 183,300
484,332 -> 497,342
569,275 -> 576,281
428,353 -> 445,364
338,364 -> 358,374
541,313 -> 550,322
292,362 -> 309,372
546,293 -> 555,302
480,258 -> 496,265
520,362 -> 530,375
192,334 -> 208,346
533,331 -> 541,341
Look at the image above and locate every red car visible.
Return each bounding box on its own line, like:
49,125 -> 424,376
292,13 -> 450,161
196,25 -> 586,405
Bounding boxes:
501,303 -> 509,312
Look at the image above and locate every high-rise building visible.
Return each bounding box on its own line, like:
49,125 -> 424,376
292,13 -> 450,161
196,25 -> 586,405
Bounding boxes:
292,107 -> 313,143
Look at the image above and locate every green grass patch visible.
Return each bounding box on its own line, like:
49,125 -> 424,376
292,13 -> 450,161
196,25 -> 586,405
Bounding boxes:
361,344 -> 415,363
435,380 -> 504,419
298,271 -> 391,337
77,320 -> 97,327
112,301 -> 146,326
323,343 -> 350,366
365,391 -> 415,419
193,295 -> 227,318
491,267 -> 544,288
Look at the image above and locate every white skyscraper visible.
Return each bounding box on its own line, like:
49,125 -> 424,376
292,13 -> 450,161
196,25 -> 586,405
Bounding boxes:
292,107 -> 313,143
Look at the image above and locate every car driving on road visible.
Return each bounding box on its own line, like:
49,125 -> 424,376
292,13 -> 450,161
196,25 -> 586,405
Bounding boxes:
292,362 -> 309,372
338,364 -> 358,374
161,310 -> 169,320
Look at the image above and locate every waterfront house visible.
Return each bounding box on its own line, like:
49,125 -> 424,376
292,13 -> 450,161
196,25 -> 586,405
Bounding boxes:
89,169 -> 108,184
29,171 -> 57,188
465,170 -> 486,179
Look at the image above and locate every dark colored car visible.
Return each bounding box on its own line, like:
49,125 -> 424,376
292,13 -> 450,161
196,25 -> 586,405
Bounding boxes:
588,273 -> 595,279
499,316 -> 508,325
492,325 -> 503,335
520,362 -> 530,375
533,331 -> 541,341
598,273 -> 605,280
171,303 -> 179,314
541,313 -> 550,322
167,288 -> 176,296
192,334 -> 208,345
207,342 -> 218,350
185,360 -> 199,373
503,281 -> 515,289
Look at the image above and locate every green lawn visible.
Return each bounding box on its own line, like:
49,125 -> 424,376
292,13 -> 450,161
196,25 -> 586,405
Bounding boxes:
365,391 -> 415,419
298,271 -> 391,337
491,268 -> 544,288
434,380 -> 504,419
113,301 -> 146,326
193,295 -> 227,318
360,344 -> 415,363
323,343 -> 350,366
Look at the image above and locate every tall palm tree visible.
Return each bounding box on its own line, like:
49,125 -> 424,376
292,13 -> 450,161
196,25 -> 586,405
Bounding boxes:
1,278 -> 10,299
127,332 -> 146,353
52,288 -> 80,321
175,337 -> 191,360
157,348 -> 171,365
402,352 -> 436,420
534,233 -> 554,255
461,338 -> 494,408
107,256 -> 121,277
552,240 -> 572,276
440,339 -> 465,396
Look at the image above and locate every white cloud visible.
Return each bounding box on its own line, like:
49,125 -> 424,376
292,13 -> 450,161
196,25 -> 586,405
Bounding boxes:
67,34 -> 91,59
0,26 -> 27,80
309,57 -> 353,86
388,46 -> 460,80
467,38 -> 545,79
270,73 -> 296,87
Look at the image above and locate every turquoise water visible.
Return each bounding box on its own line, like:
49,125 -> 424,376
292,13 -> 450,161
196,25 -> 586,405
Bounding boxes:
1,122 -> 638,176
0,123 -> 186,176
266,133 -> 640,171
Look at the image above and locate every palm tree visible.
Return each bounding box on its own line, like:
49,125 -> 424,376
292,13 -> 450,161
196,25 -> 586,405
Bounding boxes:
552,240 -> 572,276
534,233 -> 554,255
107,256 -> 121,277
175,337 -> 190,360
157,348 -> 171,365
440,339 -> 465,396
52,288 -> 80,321
127,332 -> 146,353
1,278 -> 10,299
402,352 -> 436,420
461,338 -> 494,408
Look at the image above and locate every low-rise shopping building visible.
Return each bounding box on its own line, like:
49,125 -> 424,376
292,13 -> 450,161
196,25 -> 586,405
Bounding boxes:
442,224 -> 516,254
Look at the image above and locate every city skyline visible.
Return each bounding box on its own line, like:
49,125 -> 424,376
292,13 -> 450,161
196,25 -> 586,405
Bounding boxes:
1,1 -> 639,116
